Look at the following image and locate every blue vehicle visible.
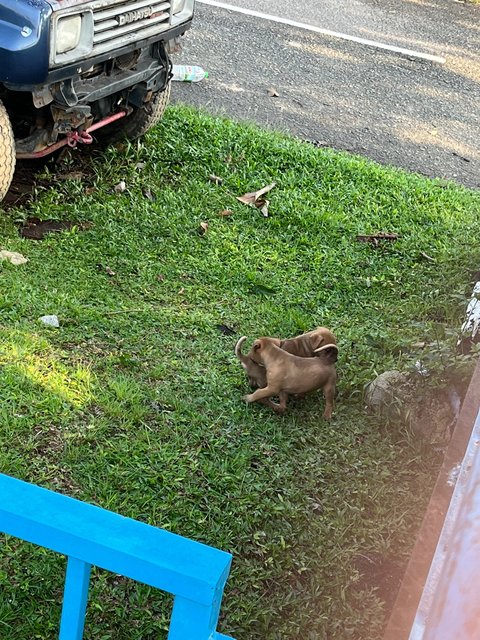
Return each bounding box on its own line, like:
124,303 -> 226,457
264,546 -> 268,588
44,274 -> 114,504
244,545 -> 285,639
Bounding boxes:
0,0 -> 195,201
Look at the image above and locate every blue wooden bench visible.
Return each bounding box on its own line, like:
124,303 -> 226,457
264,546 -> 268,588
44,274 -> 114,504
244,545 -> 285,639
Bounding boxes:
0,473 -> 233,639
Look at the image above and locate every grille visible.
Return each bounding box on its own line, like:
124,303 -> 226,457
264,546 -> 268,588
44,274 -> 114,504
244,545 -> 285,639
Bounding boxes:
91,0 -> 171,57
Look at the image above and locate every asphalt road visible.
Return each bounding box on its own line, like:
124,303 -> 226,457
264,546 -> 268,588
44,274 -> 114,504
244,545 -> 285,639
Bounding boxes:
171,0 -> 480,188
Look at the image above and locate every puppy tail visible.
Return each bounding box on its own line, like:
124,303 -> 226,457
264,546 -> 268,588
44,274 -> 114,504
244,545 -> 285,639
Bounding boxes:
235,336 -> 250,367
314,343 -> 339,364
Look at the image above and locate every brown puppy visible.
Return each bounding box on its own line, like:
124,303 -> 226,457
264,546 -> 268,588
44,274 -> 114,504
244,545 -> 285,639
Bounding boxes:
235,326 -> 337,389
279,326 -> 337,358
243,337 -> 338,419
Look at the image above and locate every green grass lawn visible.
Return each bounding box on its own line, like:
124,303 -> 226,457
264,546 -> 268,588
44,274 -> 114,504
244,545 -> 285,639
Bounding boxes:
1,105 -> 479,639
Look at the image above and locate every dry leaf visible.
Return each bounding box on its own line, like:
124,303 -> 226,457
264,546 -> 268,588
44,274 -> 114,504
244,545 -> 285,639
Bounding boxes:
307,139 -> 328,148
209,174 -> 223,185
356,232 -> 399,247
85,187 -> 96,195
267,88 -> 279,97
114,181 -> 126,193
237,182 -> 276,206
198,222 -> 209,235
218,209 -> 233,217
96,264 -> 116,276
0,250 -> 28,265
143,188 -> 156,201
56,171 -> 84,181
259,200 -> 270,217
413,342 -> 426,349
216,324 -> 236,336
157,274 -> 166,282
178,287 -> 185,295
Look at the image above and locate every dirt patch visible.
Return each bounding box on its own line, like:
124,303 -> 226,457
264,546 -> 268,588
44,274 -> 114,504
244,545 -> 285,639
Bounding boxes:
3,149 -> 94,210
2,160 -> 42,209
354,552 -> 405,613
30,424 -> 80,495
21,217 -> 91,240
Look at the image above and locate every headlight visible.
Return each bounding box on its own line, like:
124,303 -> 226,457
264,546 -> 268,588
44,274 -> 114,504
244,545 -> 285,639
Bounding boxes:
51,10 -> 93,66
171,0 -> 194,24
172,0 -> 186,12
56,15 -> 82,54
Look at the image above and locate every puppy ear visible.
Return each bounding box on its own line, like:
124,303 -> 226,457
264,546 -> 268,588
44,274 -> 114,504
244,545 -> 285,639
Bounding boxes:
253,341 -> 262,351
314,344 -> 338,364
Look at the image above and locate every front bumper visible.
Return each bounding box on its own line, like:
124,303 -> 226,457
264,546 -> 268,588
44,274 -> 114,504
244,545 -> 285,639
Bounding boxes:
47,37 -> 173,109
3,19 -> 191,91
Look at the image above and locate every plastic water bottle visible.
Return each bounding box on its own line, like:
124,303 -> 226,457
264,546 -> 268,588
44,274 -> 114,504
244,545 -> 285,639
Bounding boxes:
171,64 -> 208,82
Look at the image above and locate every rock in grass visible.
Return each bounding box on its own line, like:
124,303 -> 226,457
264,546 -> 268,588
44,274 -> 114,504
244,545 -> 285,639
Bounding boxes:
364,370 -> 412,418
0,250 -> 28,265
39,315 -> 60,328
365,369 -> 458,444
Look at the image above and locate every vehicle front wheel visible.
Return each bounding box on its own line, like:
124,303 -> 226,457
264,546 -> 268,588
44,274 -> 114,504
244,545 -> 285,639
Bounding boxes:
96,83 -> 171,145
0,99 -> 16,203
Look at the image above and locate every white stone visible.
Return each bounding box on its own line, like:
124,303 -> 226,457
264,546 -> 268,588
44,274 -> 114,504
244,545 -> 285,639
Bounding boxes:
39,315 -> 60,327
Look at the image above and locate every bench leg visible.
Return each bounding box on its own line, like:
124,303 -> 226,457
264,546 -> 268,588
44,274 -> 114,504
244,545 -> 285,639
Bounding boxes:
59,557 -> 91,640
168,592 -> 231,640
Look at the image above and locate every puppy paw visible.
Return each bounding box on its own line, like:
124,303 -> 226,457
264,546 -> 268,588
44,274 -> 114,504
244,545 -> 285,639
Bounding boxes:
272,404 -> 286,415
243,394 -> 254,404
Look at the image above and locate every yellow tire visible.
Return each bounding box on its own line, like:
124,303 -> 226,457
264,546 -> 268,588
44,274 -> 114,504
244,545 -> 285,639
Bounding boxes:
0,98 -> 15,203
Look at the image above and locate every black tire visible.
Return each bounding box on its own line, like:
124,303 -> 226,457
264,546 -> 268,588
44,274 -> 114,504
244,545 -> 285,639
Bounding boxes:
0,98 -> 15,203
97,83 -> 171,145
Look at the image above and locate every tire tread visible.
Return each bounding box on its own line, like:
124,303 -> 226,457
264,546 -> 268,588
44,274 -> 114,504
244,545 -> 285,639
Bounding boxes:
0,99 -> 15,203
